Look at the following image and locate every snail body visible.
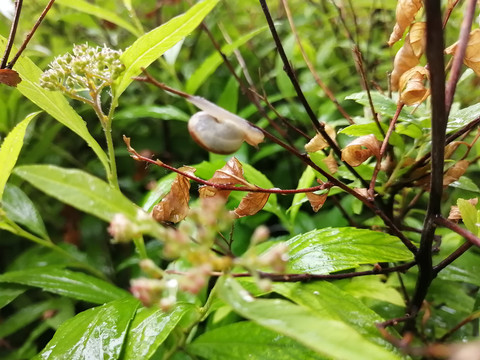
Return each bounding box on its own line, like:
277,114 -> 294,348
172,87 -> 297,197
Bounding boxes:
187,96 -> 264,154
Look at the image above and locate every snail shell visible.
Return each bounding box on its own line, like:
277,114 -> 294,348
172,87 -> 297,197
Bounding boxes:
187,103 -> 264,155
188,111 -> 247,154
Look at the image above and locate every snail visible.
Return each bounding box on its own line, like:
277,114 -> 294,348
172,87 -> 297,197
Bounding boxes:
186,95 -> 264,155
149,81 -> 265,154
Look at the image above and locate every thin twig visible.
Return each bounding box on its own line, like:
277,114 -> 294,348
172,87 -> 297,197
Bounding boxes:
445,0 -> 477,115
259,0 -> 370,189
406,0 -> 447,329
368,103 -> 403,198
134,73 -> 417,254
353,46 -> 385,137
7,0 -> 57,69
125,135 -> 334,194
281,0 -> 353,124
1,0 -> 22,69
166,261 -> 416,282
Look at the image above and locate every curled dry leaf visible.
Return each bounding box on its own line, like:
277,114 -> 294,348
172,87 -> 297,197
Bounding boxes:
353,188 -> 369,198
388,0 -> 423,47
444,141 -> 470,159
323,151 -> 338,174
443,160 -> 469,186
391,22 -> 426,90
152,166 -> 195,223
233,192 -> 270,218
445,29 -> 480,76
199,157 -> 248,200
448,198 -> 478,221
306,191 -> 329,212
341,134 -> 381,167
304,124 -> 336,152
399,66 -> 430,105
0,69 -> 22,87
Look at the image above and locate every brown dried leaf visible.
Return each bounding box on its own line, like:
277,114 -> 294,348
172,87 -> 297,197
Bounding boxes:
304,124 -> 336,152
323,151 -> 338,174
444,141 -> 470,159
443,160 -> 469,186
199,157 -> 249,200
388,0 -> 423,47
448,198 -> 478,221
445,29 -> 480,76
152,166 -> 195,223
233,192 -> 270,218
390,23 -> 426,91
306,191 -> 329,212
341,134 -> 381,167
409,22 -> 426,57
0,69 -> 21,87
399,66 -> 430,105
354,188 -> 369,198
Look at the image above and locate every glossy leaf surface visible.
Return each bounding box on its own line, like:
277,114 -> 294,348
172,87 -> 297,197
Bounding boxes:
286,227 -> 414,274
218,277 -> 400,360
0,267 -> 130,304
116,0 -> 219,96
0,112 -> 38,200
34,297 -> 139,360
188,321 -> 325,360
123,303 -> 194,360
14,165 -> 139,222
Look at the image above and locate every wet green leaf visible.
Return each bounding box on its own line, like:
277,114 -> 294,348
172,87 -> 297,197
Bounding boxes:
188,321 -> 325,360
218,277 -> 400,360
0,283 -> 27,309
116,0 -> 220,96
273,282 -> 401,352
286,227 -> 414,274
56,0 -> 140,36
0,267 -> 130,304
457,198 -> 479,236
14,165 -> 139,222
2,184 -> 48,238
289,166 -> 316,222
123,303 -> 194,360
34,297 -> 139,360
0,112 -> 38,200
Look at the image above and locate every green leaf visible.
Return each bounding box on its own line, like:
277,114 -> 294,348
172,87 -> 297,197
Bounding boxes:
438,250 -> 480,287
115,105 -> 190,122
450,176 -> 480,193
448,103 -> 480,133
346,91 -> 422,123
116,0 -> 220,96
34,297 -> 139,360
14,165 -> 139,222
288,166 -> 316,222
2,184 -> 48,238
340,276 -> 405,307
273,282 -> 401,352
123,303 -> 194,360
0,283 -> 27,309
286,227 -> 414,274
0,299 -> 62,338
0,36 -> 109,173
457,198 -> 479,236
0,112 -> 38,200
185,25 -> 268,94
187,321 -> 325,360
218,277 -> 400,360
56,0 -> 141,36
339,122 -> 404,148
0,267 -> 130,304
